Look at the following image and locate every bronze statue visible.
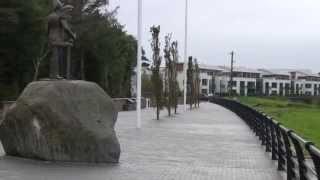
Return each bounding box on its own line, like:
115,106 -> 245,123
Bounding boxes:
48,0 -> 76,79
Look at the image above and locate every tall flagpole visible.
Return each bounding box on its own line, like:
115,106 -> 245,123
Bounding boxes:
183,0 -> 189,112
136,0 -> 142,128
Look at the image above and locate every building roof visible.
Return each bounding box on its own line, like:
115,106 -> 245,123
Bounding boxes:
220,66 -> 261,74
175,63 -> 320,78
259,68 -> 320,77
258,69 -> 291,76
199,64 -> 224,71
291,70 -> 320,77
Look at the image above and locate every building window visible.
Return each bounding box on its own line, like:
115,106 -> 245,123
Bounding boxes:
202,79 -> 208,86
232,81 -> 237,87
272,83 -> 277,88
207,72 -> 213,76
201,89 -> 208,94
285,83 -> 290,89
305,84 -> 312,88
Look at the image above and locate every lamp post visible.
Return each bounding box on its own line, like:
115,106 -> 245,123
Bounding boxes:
183,0 -> 189,112
136,0 -> 142,128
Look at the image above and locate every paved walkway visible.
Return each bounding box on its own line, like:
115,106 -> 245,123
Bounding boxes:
0,103 -> 283,180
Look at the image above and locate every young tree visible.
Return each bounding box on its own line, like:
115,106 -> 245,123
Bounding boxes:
171,41 -> 179,114
164,34 -> 173,116
187,56 -> 194,109
33,42 -> 49,81
150,26 -> 163,120
194,59 -> 201,107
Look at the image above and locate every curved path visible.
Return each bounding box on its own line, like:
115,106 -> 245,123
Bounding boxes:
0,103 -> 283,180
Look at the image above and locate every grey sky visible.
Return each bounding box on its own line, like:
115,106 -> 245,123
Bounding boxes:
110,0 -> 320,72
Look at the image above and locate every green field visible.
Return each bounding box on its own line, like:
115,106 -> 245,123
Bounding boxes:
236,97 -> 320,146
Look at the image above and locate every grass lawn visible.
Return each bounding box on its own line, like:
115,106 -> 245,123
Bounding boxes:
236,97 -> 320,146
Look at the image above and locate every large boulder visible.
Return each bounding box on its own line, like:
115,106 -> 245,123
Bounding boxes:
0,80 -> 120,163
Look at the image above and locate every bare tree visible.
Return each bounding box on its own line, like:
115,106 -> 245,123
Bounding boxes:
171,41 -> 179,114
194,59 -> 200,107
33,43 -> 49,81
187,56 -> 194,109
150,25 -> 163,120
164,33 -> 173,116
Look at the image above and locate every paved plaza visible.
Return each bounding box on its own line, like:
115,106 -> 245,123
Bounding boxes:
0,103 -> 283,180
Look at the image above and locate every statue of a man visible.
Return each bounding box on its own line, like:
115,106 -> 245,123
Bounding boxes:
48,0 -> 76,79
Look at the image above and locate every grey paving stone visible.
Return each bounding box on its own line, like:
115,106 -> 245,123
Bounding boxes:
0,103 -> 283,180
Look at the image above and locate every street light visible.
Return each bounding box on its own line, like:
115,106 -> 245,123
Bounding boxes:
136,0 -> 142,128
183,0 -> 189,112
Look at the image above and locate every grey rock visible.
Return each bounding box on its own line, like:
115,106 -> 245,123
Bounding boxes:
0,80 -> 120,163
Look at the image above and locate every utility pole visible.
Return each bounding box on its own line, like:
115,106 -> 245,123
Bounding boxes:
229,51 -> 235,96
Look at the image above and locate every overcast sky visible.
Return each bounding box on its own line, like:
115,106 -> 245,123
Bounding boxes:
110,0 -> 320,72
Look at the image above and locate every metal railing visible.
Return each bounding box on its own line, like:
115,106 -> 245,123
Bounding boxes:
210,97 -> 320,180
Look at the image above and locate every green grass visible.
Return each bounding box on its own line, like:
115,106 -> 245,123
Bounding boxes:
236,97 -> 320,146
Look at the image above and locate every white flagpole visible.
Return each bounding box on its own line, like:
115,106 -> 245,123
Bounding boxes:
183,0 -> 189,112
136,0 -> 142,128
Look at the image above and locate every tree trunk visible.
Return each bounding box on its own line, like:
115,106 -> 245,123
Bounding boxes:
156,104 -> 160,120
80,51 -> 85,80
33,64 -> 39,81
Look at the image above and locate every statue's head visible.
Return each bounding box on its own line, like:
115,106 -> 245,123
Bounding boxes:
53,0 -> 63,11
62,5 -> 74,13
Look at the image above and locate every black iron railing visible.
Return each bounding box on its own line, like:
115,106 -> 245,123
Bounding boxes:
210,97 -> 320,180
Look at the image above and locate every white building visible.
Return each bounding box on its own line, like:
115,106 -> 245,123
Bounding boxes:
198,64 -> 224,95
217,66 -> 261,96
258,69 -> 292,96
291,71 -> 320,96
175,63 -> 320,97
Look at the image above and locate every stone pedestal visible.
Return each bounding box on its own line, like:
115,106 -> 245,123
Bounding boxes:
0,80 -> 120,163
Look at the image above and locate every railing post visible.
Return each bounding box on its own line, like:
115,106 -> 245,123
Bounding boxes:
275,123 -> 286,171
306,143 -> 320,180
288,132 -> 309,180
264,115 -> 272,152
280,128 -> 296,180
259,113 -> 266,146
270,119 -> 278,160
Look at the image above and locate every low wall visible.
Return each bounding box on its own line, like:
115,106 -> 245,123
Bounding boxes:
113,98 -> 149,112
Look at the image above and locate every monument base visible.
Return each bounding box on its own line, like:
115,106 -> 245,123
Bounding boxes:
0,80 -> 120,163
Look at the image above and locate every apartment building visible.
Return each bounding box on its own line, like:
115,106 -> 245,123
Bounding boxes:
216,67 -> 261,96
198,65 -> 224,95
175,63 -> 320,97
291,71 -> 320,96
258,69 -> 292,96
